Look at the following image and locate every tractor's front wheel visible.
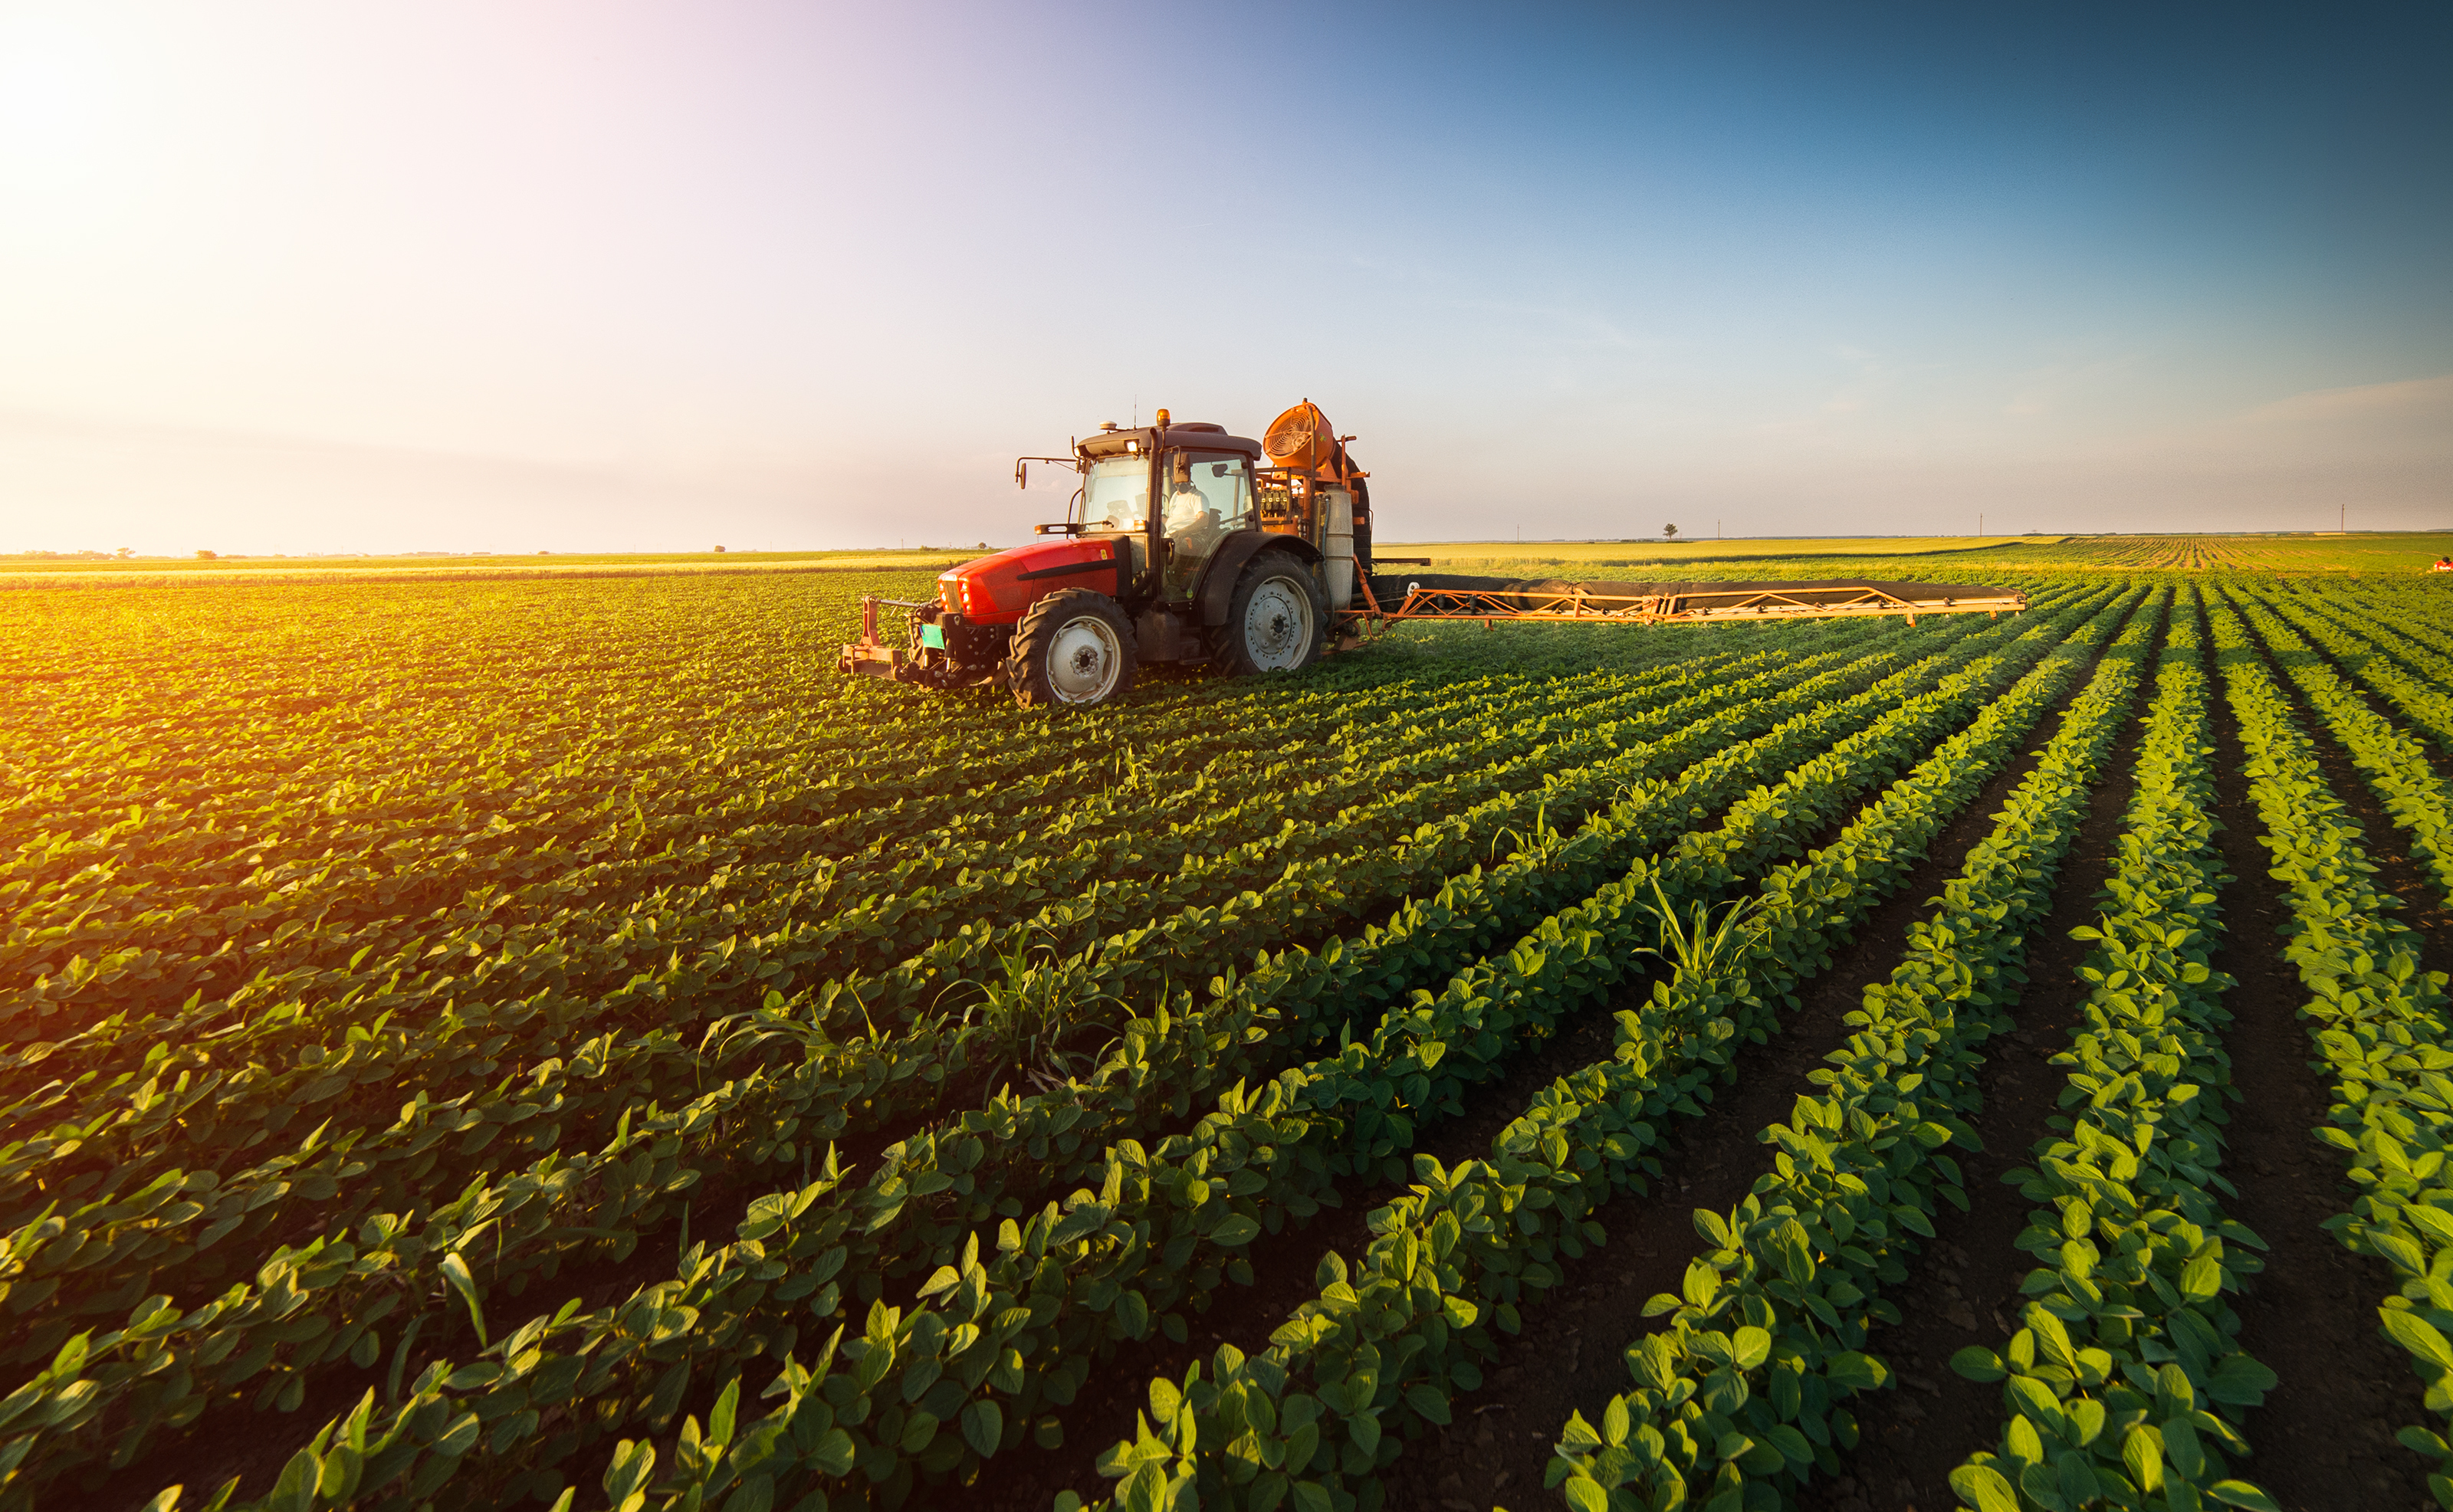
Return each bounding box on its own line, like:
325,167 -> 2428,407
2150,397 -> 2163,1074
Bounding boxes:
1216,556 -> 1326,677
1007,589 -> 1137,709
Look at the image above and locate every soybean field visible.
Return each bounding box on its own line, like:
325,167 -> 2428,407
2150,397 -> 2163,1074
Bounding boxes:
10,555 -> 2453,1512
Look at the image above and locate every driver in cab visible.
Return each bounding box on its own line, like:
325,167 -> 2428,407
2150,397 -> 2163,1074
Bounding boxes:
1164,456 -> 1223,589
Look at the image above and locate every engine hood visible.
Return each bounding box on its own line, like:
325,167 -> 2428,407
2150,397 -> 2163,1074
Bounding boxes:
939,536 -> 1128,626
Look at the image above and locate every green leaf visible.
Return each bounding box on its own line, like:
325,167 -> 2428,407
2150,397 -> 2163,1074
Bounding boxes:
2056,1448 -> 2101,1507
2384,1307 -> 2453,1369
438,1251 -> 487,1346
1682,1260 -> 1720,1309
2208,1480 -> 2284,1511
2017,1458 -> 2070,1512
1124,1463 -> 1165,1512
1602,1397 -> 1630,1448
1557,1410 -> 1604,1452
2164,1415 -> 2205,1480
2207,1353 -> 2279,1405
1948,1464 -> 2019,1512
1210,1214 -> 1262,1248
2399,1425 -> 2452,1457
1346,1409 -> 1381,1456
2179,1253 -> 2221,1301
433,1412 -> 482,1459
2405,1205 -> 2453,1248
1950,1346 -> 2007,1383
1730,1327 -> 1769,1371
963,1400 -> 1003,1458
1563,1479 -> 1608,1512
2123,1425 -> 2163,1494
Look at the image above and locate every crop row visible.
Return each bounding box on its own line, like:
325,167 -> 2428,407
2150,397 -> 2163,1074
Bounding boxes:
1949,598 -> 2281,1512
2265,592 -> 2453,761
8,637 -> 1752,1041
1046,589 -> 2149,1510
5,635 -> 1765,1094
865,592 -> 2140,1511
489,579 -> 2139,1512
1522,584 -> 2153,1512
2,626 -> 1866,1209
0,605 -> 2100,1508
5,607 -> 1786,1155
2221,588 -> 2453,900
2209,594 -> 2453,1505
73,599 -> 2124,1510
0,615 -> 1993,1392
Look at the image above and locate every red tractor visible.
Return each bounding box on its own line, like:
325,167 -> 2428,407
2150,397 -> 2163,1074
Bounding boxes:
839,400 -> 1372,708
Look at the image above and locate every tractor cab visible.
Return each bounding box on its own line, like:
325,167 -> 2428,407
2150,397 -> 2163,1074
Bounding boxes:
1069,419 -> 1263,606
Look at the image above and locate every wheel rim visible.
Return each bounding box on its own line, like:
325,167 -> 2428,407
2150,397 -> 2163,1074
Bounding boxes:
1046,614 -> 1123,704
1242,575 -> 1315,671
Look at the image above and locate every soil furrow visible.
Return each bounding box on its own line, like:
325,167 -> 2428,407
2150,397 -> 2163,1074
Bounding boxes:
2205,698 -> 2436,1509
1789,613 -> 2161,1512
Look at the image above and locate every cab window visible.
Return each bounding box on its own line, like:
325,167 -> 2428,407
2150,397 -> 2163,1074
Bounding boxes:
1161,451 -> 1252,595
1081,456 -> 1149,533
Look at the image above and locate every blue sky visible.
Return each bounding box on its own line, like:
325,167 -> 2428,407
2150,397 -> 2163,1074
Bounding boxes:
1,0 -> 2445,553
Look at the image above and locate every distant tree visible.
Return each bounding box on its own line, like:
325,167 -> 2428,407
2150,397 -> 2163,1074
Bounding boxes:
714,544 -> 726,553
195,549 -> 217,559
1663,524 -> 1679,542
115,546 -> 133,559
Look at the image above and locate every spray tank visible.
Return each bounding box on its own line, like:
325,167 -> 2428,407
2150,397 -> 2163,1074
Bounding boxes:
1263,399 -> 1367,608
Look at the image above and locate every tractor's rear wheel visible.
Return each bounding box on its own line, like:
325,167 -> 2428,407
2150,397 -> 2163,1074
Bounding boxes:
1007,589 -> 1137,709
1216,556 -> 1326,677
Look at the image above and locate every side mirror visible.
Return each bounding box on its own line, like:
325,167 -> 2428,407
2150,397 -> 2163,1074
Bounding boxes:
1015,461 -> 1028,490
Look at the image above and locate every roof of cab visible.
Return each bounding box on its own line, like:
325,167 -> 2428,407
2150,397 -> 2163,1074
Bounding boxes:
1079,423 -> 1263,461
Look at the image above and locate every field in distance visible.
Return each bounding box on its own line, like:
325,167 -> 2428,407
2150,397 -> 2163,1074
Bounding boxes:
0,546 -> 978,579
1374,533 -> 2063,569
13,532 -> 2453,584
1384,530 -> 2453,576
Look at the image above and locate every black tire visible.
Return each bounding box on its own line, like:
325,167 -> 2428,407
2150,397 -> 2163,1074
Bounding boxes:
1215,555 -> 1326,677
1007,589 -> 1137,709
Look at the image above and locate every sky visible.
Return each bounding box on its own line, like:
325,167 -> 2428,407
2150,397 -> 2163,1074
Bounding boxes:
0,0 -> 2447,555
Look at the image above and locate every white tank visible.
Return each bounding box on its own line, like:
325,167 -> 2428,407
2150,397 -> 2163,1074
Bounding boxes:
1322,487 -> 1355,608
